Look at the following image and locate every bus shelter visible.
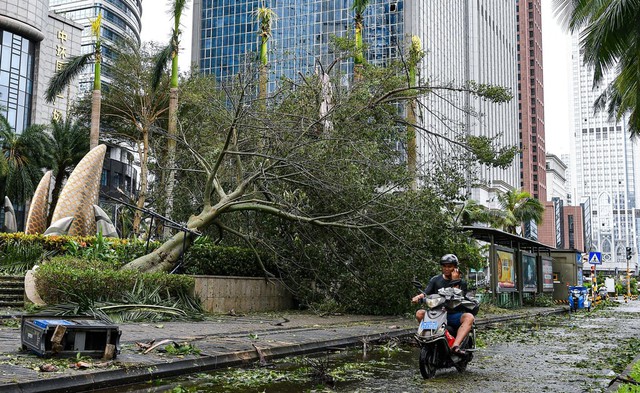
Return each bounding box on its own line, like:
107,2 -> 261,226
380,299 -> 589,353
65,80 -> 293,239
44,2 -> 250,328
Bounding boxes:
462,226 -> 555,307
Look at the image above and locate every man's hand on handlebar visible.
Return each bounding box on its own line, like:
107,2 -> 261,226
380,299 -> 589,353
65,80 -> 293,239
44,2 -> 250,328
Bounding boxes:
411,293 -> 425,304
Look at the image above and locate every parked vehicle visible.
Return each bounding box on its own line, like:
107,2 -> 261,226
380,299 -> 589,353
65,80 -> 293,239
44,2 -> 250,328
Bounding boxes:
413,283 -> 478,379
568,286 -> 591,312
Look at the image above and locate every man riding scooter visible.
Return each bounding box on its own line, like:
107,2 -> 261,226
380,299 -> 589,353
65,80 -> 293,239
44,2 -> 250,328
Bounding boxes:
411,254 -> 475,356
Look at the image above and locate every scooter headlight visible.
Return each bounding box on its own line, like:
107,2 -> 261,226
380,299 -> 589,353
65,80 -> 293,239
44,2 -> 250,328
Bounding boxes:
425,295 -> 445,309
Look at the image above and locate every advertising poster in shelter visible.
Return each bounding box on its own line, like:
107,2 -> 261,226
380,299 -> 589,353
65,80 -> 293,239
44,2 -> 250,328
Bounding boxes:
522,253 -> 537,292
497,249 -> 515,290
542,257 -> 554,291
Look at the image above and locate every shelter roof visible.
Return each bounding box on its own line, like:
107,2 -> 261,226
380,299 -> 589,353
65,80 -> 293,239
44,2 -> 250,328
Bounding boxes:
461,225 -> 555,253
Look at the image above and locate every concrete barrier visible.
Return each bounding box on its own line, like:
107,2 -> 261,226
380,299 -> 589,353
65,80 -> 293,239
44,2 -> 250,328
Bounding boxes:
192,276 -> 293,313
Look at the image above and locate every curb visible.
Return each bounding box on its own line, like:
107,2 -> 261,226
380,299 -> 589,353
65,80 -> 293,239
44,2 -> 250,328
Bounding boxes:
10,329 -> 414,393
606,352 -> 640,392
3,307 -> 568,393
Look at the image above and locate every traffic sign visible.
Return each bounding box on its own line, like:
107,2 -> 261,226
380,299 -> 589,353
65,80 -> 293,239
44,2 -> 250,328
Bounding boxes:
589,251 -> 602,265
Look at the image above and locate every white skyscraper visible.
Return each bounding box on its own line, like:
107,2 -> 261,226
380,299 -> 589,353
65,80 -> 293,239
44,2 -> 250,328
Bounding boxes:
569,33 -> 639,274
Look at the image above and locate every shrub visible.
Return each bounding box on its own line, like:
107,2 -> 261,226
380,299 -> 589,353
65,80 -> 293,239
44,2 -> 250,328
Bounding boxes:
34,256 -> 194,306
183,243 -> 276,277
0,233 -> 160,266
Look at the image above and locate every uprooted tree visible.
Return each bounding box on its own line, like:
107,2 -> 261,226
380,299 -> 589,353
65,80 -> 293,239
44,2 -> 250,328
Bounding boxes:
121,54 -> 516,284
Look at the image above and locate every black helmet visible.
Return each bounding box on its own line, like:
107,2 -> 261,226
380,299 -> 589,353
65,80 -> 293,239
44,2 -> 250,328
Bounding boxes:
439,254 -> 459,266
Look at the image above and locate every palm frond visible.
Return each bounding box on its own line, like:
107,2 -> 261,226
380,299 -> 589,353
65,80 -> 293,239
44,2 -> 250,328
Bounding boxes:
152,44 -> 172,91
351,0 -> 370,15
45,53 -> 93,102
90,12 -> 102,39
170,0 -> 188,22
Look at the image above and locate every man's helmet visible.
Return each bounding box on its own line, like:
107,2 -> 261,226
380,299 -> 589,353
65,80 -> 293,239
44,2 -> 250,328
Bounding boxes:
439,254 -> 459,266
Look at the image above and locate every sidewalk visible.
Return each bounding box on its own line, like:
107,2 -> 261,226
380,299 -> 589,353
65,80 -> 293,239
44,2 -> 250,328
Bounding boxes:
0,307 -> 567,393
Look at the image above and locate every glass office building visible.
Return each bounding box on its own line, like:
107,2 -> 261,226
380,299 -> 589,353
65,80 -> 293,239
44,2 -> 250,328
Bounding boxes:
194,0 -> 403,88
192,0 -> 520,201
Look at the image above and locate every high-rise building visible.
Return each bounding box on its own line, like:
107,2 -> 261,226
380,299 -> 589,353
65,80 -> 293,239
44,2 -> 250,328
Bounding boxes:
545,153 -> 567,203
516,0 -> 547,202
0,0 -> 82,227
192,0 -> 520,202
49,0 -> 142,89
0,0 -> 82,132
569,33 -> 639,274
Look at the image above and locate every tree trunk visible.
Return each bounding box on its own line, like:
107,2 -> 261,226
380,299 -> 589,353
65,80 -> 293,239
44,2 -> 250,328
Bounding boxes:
406,98 -> 418,191
123,206 -> 218,272
354,21 -> 364,82
132,131 -> 149,235
90,90 -> 101,150
163,87 -> 179,237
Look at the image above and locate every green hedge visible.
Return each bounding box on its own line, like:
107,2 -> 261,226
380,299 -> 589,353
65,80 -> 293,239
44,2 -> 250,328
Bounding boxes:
35,256 -> 194,305
0,233 -> 160,266
183,243 -> 276,277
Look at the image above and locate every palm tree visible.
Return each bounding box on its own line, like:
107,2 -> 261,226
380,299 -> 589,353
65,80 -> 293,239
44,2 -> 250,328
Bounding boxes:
495,189 -> 544,234
255,2 -> 276,106
406,35 -> 424,190
0,117 -> 53,228
106,41 -> 170,235
47,117 -> 90,224
153,0 -> 188,231
554,0 -> 640,136
46,12 -> 103,149
454,199 -> 493,227
351,0 -> 370,81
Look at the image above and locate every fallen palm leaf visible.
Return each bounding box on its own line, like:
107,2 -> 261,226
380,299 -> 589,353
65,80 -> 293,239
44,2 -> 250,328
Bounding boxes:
143,339 -> 173,354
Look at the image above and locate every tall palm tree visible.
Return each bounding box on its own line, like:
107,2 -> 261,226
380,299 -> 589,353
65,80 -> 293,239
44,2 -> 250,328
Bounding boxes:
46,12 -> 103,149
495,189 -> 544,234
406,35 -> 424,190
351,0 -> 370,81
47,117 -> 90,224
153,0 -> 188,231
0,116 -> 53,228
255,2 -> 276,106
554,0 -> 640,136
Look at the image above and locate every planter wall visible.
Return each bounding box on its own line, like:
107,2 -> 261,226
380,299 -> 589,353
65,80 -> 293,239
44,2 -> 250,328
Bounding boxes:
192,275 -> 293,313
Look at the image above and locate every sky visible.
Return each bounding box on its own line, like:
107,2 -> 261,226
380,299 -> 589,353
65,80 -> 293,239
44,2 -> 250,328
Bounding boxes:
140,1 -> 573,156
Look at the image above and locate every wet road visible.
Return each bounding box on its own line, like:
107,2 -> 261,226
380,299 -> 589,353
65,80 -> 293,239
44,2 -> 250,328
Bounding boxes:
396,300 -> 640,393
110,300 -> 640,393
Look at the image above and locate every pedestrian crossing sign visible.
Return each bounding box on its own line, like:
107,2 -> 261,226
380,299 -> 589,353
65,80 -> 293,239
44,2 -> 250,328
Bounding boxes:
588,251 -> 602,265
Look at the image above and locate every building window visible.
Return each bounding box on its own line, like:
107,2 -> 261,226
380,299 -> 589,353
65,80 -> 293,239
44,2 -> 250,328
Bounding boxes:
101,170 -> 109,186
0,31 -> 35,133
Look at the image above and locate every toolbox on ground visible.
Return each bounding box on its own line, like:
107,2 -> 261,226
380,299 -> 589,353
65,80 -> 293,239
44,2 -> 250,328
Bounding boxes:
21,315 -> 121,358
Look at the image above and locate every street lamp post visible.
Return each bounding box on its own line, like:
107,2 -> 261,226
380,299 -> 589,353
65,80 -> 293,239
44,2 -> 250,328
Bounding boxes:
626,247 -> 632,302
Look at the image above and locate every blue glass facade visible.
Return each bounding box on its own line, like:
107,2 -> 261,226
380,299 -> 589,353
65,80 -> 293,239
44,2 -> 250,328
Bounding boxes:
197,0 -> 404,87
0,31 -> 35,133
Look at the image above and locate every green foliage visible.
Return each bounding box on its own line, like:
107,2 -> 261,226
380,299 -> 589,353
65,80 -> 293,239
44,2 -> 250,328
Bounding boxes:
522,293 -> 555,307
465,81 -> 513,103
183,242 -> 275,277
0,232 -> 160,265
164,342 -> 201,356
34,256 -> 194,306
0,239 -> 47,274
466,135 -> 519,169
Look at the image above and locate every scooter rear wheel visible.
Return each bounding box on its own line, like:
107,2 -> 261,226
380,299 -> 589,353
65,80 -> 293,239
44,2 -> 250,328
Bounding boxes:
419,346 -> 437,379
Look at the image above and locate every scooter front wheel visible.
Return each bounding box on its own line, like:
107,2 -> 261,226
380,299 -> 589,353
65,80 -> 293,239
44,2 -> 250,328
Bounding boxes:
419,346 -> 437,379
